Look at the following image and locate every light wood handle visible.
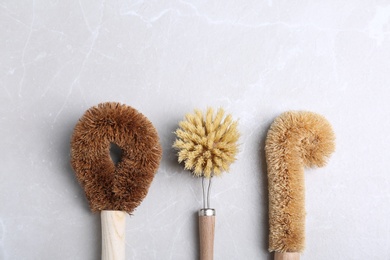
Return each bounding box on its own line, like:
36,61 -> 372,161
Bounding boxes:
274,252 -> 300,260
199,215 -> 215,260
101,210 -> 126,260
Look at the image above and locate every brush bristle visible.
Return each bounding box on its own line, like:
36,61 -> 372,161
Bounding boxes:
173,108 -> 239,178
70,102 -> 162,213
265,111 -> 335,252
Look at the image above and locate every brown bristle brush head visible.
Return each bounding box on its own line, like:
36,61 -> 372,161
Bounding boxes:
265,111 -> 335,257
70,102 -> 162,213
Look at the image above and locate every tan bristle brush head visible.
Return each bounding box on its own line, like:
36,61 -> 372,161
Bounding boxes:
70,102 -> 162,213
173,108 -> 239,178
265,111 -> 335,253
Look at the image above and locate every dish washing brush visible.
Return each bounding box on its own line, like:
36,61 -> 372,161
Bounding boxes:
173,108 -> 240,260
70,102 -> 162,260
265,111 -> 335,260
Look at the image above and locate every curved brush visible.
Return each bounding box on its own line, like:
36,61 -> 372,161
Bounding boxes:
265,111 -> 335,259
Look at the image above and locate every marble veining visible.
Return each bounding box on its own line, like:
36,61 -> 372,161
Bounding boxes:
1,0 -> 390,259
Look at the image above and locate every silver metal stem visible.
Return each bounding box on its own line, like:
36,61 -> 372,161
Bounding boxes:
201,175 -> 206,209
207,175 -> 213,208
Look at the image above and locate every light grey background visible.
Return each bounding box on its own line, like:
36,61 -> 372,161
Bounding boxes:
1,1 -> 390,259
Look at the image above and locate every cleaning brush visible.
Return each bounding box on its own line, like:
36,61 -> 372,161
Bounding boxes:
70,102 -> 162,260
265,111 -> 335,260
173,108 -> 239,260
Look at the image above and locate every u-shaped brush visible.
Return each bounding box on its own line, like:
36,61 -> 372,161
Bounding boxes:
173,108 -> 239,260
70,102 -> 162,260
265,111 -> 335,260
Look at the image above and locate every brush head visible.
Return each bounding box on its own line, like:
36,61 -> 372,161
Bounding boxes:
265,111 -> 335,253
173,108 -> 239,178
70,102 -> 162,213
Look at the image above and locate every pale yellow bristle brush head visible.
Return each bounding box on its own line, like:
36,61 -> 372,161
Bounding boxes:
265,111 -> 335,257
173,107 -> 239,178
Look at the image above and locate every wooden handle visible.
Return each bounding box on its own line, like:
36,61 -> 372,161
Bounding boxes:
101,210 -> 126,260
199,214 -> 215,260
274,252 -> 300,260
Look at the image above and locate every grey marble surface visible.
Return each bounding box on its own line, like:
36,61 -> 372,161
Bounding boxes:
1,1 -> 390,259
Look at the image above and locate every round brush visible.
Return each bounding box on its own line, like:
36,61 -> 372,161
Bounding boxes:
173,108 -> 240,260
265,111 -> 335,260
70,102 -> 162,260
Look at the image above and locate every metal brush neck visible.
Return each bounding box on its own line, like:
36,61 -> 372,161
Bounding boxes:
199,208 -> 215,216
201,175 -> 213,209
